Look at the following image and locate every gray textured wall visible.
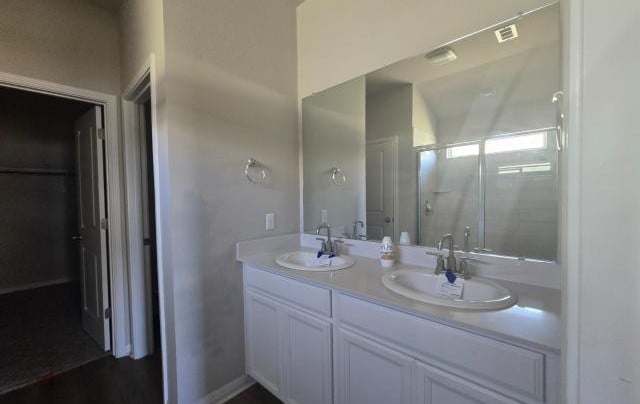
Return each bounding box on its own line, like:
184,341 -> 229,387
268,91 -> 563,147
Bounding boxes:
161,1 -> 300,401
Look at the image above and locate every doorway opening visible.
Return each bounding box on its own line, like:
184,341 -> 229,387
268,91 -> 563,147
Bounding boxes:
122,65 -> 166,400
140,95 -> 162,358
0,86 -> 111,393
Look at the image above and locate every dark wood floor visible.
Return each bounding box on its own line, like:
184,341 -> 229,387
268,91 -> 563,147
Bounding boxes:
0,352 -> 280,404
0,353 -> 162,404
227,384 -> 281,404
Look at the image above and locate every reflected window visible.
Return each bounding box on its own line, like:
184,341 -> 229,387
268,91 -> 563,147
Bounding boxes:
498,162 -> 552,175
485,132 -> 547,154
446,143 -> 479,158
446,132 -> 547,159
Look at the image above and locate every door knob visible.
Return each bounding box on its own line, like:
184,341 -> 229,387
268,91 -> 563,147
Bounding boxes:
384,217 -> 393,223
72,235 -> 83,241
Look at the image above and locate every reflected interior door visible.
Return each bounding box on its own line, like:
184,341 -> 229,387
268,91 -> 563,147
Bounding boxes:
366,138 -> 396,241
75,106 -> 110,351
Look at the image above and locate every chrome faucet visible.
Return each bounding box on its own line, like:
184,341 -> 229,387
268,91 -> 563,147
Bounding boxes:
352,220 -> 364,240
438,234 -> 456,273
316,224 -> 342,256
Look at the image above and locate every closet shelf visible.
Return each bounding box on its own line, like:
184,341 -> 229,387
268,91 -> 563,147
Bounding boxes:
0,167 -> 76,176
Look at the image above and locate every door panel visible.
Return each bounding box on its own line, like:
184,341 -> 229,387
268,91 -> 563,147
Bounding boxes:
245,291 -> 282,396
282,306 -> 332,404
75,106 -> 110,351
414,361 -> 518,404
366,139 -> 396,241
336,328 -> 412,404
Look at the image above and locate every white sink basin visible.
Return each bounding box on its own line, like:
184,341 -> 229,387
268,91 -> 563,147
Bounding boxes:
276,251 -> 355,272
382,269 -> 517,310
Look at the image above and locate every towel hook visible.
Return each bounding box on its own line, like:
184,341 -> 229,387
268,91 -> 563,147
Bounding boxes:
244,158 -> 266,184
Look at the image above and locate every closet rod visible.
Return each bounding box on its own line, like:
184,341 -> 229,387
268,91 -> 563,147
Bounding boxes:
0,167 -> 75,176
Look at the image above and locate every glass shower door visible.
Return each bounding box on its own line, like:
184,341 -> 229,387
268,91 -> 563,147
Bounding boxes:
483,131 -> 558,260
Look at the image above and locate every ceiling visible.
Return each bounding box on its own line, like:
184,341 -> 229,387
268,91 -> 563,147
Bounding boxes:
83,0 -> 124,12
84,0 -> 304,12
366,3 -> 560,122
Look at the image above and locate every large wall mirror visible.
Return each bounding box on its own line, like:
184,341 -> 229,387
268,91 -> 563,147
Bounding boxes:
302,3 -> 560,262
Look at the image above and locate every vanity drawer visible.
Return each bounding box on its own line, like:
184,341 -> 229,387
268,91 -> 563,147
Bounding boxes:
335,293 -> 545,402
244,266 -> 331,317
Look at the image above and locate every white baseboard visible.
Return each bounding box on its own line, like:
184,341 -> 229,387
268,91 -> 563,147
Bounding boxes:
195,375 -> 255,404
0,278 -> 75,295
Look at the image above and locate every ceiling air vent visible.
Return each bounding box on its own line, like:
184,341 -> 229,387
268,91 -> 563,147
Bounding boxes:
425,46 -> 457,65
494,24 -> 519,43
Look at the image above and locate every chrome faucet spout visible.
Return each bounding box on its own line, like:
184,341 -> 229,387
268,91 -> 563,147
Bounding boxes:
438,234 -> 457,273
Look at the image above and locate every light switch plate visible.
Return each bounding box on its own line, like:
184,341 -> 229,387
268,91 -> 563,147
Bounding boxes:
265,213 -> 275,231
321,209 -> 328,223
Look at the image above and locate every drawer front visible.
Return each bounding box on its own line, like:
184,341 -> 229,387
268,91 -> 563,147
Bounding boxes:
335,294 -> 545,402
244,265 -> 331,317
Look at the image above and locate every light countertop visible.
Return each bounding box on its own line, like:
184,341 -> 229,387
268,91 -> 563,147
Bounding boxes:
238,249 -> 561,353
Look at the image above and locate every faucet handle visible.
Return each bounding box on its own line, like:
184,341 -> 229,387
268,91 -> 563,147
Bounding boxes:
458,257 -> 473,279
332,239 -> 344,255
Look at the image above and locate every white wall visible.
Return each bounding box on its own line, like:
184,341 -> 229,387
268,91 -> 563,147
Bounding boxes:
119,0 -> 165,90
0,0 -> 120,94
566,0 -> 640,403
412,86 -> 437,147
161,0 -> 300,402
303,77 -> 366,235
297,0 -> 552,98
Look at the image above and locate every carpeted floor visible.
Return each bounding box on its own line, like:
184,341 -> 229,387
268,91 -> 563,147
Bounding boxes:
0,282 -> 109,394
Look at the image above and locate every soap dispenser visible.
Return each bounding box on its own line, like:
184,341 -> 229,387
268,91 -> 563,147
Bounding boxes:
380,236 -> 396,268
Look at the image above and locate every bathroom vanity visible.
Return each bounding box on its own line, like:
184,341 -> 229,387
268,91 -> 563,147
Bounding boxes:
237,236 -> 561,404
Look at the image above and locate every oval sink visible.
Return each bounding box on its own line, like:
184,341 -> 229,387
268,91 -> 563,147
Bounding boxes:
276,251 -> 355,272
382,269 -> 517,310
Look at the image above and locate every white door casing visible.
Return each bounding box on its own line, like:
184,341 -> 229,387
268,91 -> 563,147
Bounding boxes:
75,106 -> 110,351
366,137 -> 398,241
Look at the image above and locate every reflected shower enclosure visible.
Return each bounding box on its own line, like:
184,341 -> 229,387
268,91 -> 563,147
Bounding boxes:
418,129 -> 558,261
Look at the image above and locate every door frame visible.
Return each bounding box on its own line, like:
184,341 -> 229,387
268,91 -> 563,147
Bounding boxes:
366,136 -> 399,241
0,70 -> 130,358
121,55 -> 171,401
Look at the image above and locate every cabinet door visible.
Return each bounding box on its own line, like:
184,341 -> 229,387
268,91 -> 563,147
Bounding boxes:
414,361 -> 518,404
245,291 -> 282,396
335,328 -> 413,404
282,306 -> 332,404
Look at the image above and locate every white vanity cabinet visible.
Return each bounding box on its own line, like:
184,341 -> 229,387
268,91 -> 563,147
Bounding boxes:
245,290 -> 284,396
242,265 -> 558,404
335,328 -> 413,404
244,266 -> 333,404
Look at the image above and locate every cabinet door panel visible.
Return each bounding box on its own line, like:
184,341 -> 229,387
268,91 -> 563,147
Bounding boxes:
245,291 -> 282,396
336,328 -> 412,404
282,307 -> 332,404
414,361 -> 518,404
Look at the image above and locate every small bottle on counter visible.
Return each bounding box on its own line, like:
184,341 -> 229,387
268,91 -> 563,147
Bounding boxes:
380,236 -> 395,268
